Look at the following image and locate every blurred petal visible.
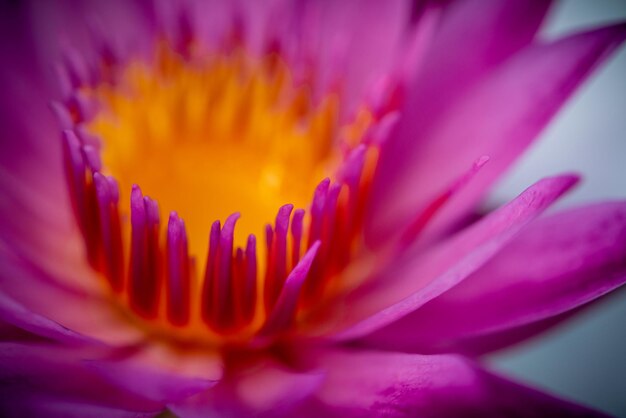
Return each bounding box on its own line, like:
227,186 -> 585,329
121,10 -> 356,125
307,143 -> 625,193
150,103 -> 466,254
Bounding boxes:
0,342 -> 162,413
360,202 -> 626,354
434,309 -> 581,356
336,175 -> 577,339
281,0 -> 411,112
170,360 -> 323,418
86,358 -> 216,404
295,349 -> 606,417
0,242 -> 145,346
405,0 -> 553,119
369,23 -> 626,244
0,390 -> 158,418
86,341 -> 223,404
0,291 -> 96,346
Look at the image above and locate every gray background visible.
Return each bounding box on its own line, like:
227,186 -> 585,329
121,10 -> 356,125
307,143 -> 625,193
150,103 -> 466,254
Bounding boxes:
488,1 -> 626,416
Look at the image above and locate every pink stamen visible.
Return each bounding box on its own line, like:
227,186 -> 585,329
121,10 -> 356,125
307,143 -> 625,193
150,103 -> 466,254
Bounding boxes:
290,209 -> 305,268
261,241 -> 321,335
201,220 -> 221,327
129,185 -> 162,318
264,204 -> 293,313
166,212 -> 191,326
93,173 -> 124,292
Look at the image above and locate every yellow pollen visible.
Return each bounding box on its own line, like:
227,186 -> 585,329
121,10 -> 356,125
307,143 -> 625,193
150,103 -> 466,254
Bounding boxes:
86,44 -> 342,257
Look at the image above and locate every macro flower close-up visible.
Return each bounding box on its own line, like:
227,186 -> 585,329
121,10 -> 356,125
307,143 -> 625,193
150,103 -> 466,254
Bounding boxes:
1,0 -> 626,416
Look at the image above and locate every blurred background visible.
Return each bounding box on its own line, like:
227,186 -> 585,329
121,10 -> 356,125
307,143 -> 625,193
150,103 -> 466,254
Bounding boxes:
488,1 -> 626,416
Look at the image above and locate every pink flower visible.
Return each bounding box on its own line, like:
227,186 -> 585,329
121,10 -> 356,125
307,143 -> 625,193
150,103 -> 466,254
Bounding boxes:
1,1 -> 625,417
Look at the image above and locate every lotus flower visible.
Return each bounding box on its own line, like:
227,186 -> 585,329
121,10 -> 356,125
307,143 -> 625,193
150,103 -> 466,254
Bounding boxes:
1,0 -> 625,416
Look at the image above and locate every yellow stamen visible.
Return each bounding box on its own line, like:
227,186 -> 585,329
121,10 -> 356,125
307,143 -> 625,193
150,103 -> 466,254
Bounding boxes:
87,44 -> 341,257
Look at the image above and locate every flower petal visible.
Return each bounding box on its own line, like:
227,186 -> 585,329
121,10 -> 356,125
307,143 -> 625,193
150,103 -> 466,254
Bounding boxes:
282,0 -> 411,113
0,242 -> 144,346
294,349 -> 607,417
85,339 -> 223,405
0,291 -> 96,346
170,360 -> 323,418
86,358 -> 217,404
336,175 -> 578,339
359,202 -> 626,355
0,389 -> 158,418
0,342 -> 163,414
405,0 -> 553,120
369,23 -> 626,244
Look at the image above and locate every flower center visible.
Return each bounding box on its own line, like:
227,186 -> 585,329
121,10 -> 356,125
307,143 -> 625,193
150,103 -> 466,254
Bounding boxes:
61,39 -> 379,347
87,45 -> 342,256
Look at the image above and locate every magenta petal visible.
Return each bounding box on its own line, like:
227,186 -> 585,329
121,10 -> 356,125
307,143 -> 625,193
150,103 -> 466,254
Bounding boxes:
405,0 -> 553,121
285,0 -> 410,113
86,358 -> 216,404
0,390 -> 158,418
336,175 -> 577,339
369,156 -> 490,251
369,23 -> 626,244
437,309 -> 582,357
360,202 -> 626,355
170,361 -> 324,418
295,349 -> 607,417
0,291 -> 95,346
0,342 -> 163,413
0,243 -> 144,346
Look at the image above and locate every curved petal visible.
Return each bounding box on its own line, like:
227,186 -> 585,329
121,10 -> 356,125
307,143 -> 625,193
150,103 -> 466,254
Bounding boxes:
293,349 -> 606,417
360,202 -> 626,354
86,341 -> 223,405
0,342 -> 163,414
433,309 -> 581,357
0,242 -> 145,347
274,0 -> 411,114
85,359 -> 216,404
333,175 -> 577,339
0,1 -> 140,296
368,22 -> 626,244
170,359 -> 323,418
0,291 -> 97,346
0,390 -> 159,418
366,156 -> 490,251
403,0 -> 553,122
25,0 -> 155,81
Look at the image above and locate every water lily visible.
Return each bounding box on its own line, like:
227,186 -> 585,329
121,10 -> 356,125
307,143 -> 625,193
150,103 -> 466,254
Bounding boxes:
1,0 -> 625,416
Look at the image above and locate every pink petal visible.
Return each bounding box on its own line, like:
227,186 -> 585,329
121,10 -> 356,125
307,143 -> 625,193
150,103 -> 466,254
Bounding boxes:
360,202 -> 626,354
0,342 -> 163,413
0,243 -> 145,347
150,0 -> 234,53
0,178 -> 102,296
86,358 -> 216,404
0,390 -> 158,418
369,23 -> 626,245
0,291 -> 96,346
367,156 -> 490,251
170,360 -> 323,418
284,0 -> 411,113
436,309 -> 581,357
402,0 -> 552,121
336,175 -> 578,339
85,340 -> 223,405
26,0 -> 154,76
294,349 -> 606,417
